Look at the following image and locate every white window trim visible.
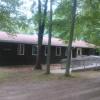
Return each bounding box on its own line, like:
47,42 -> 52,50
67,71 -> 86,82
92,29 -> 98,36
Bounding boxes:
56,47 -> 61,56
32,45 -> 37,55
45,46 -> 48,56
17,44 -> 25,55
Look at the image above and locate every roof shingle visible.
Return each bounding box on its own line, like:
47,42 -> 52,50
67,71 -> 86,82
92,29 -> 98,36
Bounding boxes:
0,31 -> 96,48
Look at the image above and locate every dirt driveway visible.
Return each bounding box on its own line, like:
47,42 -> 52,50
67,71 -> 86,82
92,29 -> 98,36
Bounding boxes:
0,66 -> 100,100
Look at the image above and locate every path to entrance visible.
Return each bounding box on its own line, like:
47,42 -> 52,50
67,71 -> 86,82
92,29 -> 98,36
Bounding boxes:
0,67 -> 100,100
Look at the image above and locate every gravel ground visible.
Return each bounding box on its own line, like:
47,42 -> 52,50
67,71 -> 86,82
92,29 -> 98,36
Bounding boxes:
0,66 -> 100,100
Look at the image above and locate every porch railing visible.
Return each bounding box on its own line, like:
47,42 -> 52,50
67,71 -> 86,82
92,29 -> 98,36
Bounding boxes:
60,55 -> 100,71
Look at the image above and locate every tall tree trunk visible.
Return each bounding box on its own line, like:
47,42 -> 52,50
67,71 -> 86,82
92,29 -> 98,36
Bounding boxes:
65,0 -> 77,76
46,0 -> 53,74
35,0 -> 42,69
35,0 -> 48,69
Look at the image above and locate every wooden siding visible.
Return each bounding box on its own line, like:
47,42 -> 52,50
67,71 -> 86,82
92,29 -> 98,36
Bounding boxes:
0,42 -> 97,66
0,42 -> 67,65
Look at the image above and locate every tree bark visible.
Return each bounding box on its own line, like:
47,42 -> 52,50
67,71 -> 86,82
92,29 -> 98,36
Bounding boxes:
46,0 -> 53,74
35,0 -> 48,70
65,0 -> 77,76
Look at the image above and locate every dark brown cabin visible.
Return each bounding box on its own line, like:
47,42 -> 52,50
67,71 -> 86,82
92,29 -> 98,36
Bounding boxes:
0,32 -> 98,66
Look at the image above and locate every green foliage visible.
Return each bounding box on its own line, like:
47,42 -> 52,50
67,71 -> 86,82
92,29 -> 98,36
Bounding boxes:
0,0 -> 29,33
80,0 -> 100,45
52,0 -> 72,40
52,0 -> 100,45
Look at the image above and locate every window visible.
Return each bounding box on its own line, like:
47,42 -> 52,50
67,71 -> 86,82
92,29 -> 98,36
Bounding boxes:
17,44 -> 25,55
56,47 -> 61,56
32,45 -> 37,55
45,46 -> 48,56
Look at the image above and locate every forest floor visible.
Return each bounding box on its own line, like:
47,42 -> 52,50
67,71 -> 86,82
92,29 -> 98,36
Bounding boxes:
0,66 -> 100,100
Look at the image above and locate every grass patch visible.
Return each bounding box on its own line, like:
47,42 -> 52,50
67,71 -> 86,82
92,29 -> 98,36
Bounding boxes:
30,70 -> 77,81
0,70 -> 77,83
1,69 -> 98,84
0,72 -> 13,82
0,72 -> 10,79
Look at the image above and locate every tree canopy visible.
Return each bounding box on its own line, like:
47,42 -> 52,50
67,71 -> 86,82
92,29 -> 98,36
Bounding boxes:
51,0 -> 100,45
79,0 -> 100,45
0,0 -> 29,33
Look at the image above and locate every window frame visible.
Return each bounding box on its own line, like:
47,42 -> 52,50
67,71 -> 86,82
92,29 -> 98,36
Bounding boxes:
56,47 -> 61,56
17,44 -> 25,55
32,45 -> 37,55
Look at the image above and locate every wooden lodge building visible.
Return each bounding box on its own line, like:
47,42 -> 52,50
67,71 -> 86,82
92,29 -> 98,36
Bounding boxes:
0,31 -> 98,66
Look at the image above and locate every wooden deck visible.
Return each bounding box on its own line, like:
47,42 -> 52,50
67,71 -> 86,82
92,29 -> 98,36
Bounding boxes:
50,56 -> 100,73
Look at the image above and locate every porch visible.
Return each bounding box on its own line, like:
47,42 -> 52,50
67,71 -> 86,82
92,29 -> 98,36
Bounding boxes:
50,55 -> 100,73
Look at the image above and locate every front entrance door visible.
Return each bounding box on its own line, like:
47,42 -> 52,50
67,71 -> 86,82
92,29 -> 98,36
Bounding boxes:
77,48 -> 82,57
